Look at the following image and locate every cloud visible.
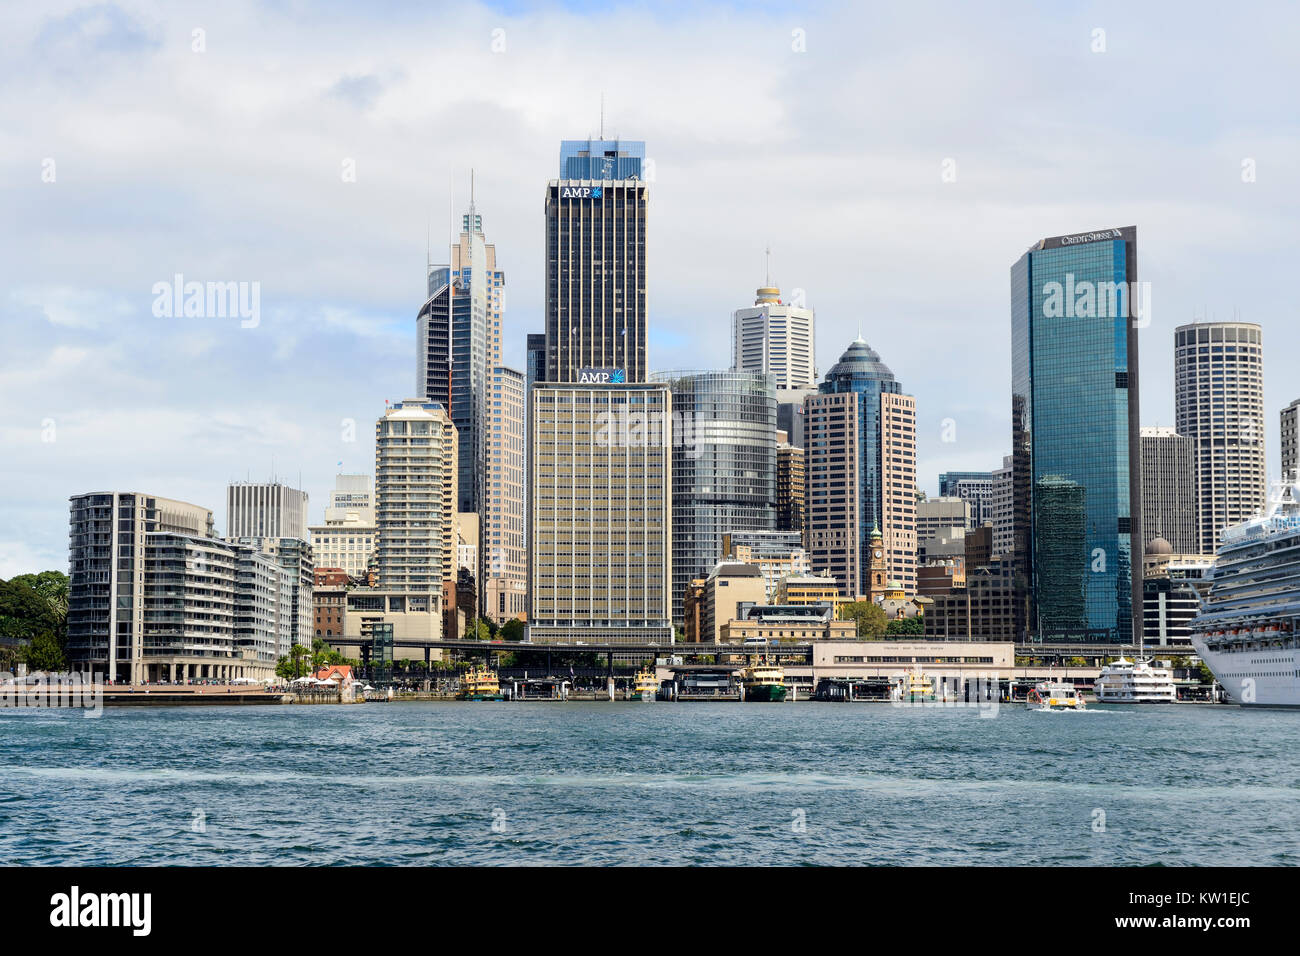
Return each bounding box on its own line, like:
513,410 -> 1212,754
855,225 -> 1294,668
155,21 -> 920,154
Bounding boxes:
1,0 -> 1297,572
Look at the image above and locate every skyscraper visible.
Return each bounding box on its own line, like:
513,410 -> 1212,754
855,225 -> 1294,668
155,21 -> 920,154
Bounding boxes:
417,203 -> 499,515
374,400 -> 458,593
543,138 -> 647,383
1175,321 -> 1265,553
732,277 -> 817,392
226,481 -> 309,540
805,337 -> 917,597
527,137 -> 671,643
484,365 -> 527,621
1140,426 -> 1197,554
1011,226 -> 1141,643
655,370 -> 777,626
527,382 -> 672,643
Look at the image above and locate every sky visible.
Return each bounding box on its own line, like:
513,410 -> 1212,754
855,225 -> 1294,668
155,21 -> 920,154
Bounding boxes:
2,0 -> 1297,576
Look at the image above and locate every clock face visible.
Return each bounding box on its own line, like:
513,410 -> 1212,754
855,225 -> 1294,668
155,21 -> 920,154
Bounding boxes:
874,550 -> 883,559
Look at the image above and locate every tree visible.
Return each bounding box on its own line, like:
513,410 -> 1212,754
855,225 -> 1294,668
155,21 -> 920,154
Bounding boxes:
500,619 -> 526,642
886,615 -> 924,636
0,571 -> 69,643
840,600 -> 888,638
21,633 -> 67,673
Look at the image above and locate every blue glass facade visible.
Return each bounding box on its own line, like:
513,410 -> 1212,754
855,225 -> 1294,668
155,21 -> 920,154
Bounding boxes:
1011,227 -> 1141,643
559,139 -> 645,179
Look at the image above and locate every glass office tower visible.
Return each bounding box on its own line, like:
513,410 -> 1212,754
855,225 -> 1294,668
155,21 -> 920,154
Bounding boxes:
654,370 -> 777,626
544,139 -> 648,383
1011,226 -> 1142,643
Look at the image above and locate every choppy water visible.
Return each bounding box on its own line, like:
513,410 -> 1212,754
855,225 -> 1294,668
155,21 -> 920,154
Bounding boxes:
1,701 -> 1297,865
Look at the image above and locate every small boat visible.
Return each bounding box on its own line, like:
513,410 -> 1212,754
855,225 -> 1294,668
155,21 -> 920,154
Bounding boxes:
630,668 -> 659,701
458,665 -> 504,701
893,670 -> 935,703
743,661 -> 787,702
1026,681 -> 1086,711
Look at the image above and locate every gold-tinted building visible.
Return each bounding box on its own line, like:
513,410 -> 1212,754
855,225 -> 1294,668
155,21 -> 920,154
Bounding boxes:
526,383 -> 672,643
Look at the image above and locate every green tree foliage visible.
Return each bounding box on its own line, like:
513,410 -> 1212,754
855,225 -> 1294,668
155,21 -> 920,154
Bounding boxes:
839,600 -> 888,638
885,615 -> 924,636
1,571 -> 70,671
0,571 -> 69,643
500,619 -> 526,642
22,633 -> 67,672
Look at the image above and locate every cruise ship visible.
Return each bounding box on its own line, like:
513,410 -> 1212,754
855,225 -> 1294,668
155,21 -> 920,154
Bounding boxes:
1188,480 -> 1300,707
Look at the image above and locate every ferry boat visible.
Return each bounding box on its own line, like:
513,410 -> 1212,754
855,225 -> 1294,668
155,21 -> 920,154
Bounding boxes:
457,665 -> 504,701
1026,681 -> 1086,711
1189,479 -> 1300,708
743,661 -> 787,702
1094,656 -> 1177,703
630,668 -> 659,701
893,670 -> 935,703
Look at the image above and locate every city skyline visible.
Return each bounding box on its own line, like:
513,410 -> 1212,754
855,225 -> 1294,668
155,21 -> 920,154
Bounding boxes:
5,2 -> 1299,576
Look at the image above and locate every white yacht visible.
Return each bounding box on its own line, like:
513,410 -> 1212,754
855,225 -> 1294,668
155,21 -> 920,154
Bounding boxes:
1189,479 -> 1300,708
1093,656 -> 1177,703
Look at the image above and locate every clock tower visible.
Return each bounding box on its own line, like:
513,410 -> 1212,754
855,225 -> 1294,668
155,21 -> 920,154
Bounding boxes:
867,524 -> 886,604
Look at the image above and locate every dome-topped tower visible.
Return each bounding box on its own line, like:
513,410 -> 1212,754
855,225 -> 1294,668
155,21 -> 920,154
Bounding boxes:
822,336 -> 897,386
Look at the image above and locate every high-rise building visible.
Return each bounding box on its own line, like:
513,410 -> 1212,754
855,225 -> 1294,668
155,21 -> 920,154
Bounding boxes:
68,492 -> 295,683
374,400 -> 458,592
527,382 -> 672,643
917,497 -> 972,542
776,432 -> 805,535
1175,321 -> 1266,554
990,455 -> 1014,559
324,474 -> 374,524
309,474 -> 376,578
526,137 -> 669,643
1282,398 -> 1300,481
1140,426 -> 1197,554
655,370 -> 776,626
543,139 -> 648,383
731,278 -> 817,391
484,366 -> 527,621
226,481 -> 309,540
417,203 -> 500,515
1012,226 -> 1141,643
68,492 -> 214,682
937,472 -> 995,525
225,536 -> 314,652
805,337 -> 917,597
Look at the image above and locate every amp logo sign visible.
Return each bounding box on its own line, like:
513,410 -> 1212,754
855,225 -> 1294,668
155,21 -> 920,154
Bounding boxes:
578,368 -> 625,384
560,186 -> 602,199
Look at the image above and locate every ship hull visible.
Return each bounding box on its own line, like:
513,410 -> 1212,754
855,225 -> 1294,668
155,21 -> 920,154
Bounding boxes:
1190,637 -> 1300,707
745,685 -> 787,702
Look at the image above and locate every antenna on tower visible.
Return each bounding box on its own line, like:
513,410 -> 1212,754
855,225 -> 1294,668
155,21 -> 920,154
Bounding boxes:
765,244 -> 772,287
600,92 -> 605,140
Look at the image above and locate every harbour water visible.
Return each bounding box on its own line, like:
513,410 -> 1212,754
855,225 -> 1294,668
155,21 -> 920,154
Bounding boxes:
2,702 -> 1298,866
